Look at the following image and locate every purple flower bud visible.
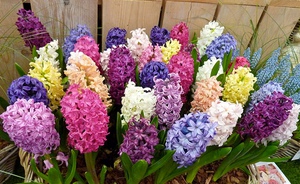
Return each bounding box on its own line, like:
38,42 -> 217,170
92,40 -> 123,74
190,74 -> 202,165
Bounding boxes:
105,27 -> 127,49
140,61 -> 169,88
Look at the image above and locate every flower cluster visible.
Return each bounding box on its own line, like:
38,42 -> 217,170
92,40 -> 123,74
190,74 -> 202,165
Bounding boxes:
140,61 -> 169,88
105,27 -> 127,49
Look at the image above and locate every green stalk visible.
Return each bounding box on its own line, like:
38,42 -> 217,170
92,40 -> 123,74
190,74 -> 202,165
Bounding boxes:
85,152 -> 99,184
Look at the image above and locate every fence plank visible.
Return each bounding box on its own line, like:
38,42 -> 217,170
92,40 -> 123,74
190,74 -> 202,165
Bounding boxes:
0,0 -> 31,112
216,3 -> 266,53
102,0 -> 163,50
31,0 -> 98,46
161,1 -> 217,40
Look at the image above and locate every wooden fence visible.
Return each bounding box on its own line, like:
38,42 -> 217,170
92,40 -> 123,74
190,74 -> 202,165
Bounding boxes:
1,0 -> 300,112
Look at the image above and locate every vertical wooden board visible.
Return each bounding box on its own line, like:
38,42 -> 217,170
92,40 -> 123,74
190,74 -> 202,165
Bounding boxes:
161,1 -> 217,40
102,0 -> 163,50
0,0 -> 31,112
216,4 -> 265,53
31,0 -> 98,46
252,6 -> 300,60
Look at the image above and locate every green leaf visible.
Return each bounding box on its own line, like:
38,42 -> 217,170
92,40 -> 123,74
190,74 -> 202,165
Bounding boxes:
0,129 -> 11,142
222,50 -> 233,73
158,130 -> 167,144
61,77 -> 68,85
150,116 -> 159,128
0,96 -> 9,110
216,73 -> 225,86
131,160 -> 148,183
116,112 -> 123,146
15,63 -> 26,76
32,46 -> 38,59
85,172 -> 94,184
223,133 -> 241,147
226,58 -> 236,76
65,150 -> 78,184
30,159 -> 49,182
57,47 -> 65,72
210,60 -> 220,77
100,165 -> 107,184
191,32 -> 198,45
120,152 -> 133,180
192,48 -> 200,84
135,65 -> 140,86
145,150 -> 174,177
48,168 -> 63,184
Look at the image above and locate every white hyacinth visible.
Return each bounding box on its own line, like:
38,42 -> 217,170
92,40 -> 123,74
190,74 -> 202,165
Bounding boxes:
35,40 -> 60,70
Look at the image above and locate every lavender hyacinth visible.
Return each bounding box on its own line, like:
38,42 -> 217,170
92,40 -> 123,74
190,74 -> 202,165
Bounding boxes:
140,61 -> 169,88
105,27 -> 127,49
205,33 -> 237,60
7,75 -> 49,106
15,8 -> 52,50
165,112 -> 217,168
63,24 -> 93,63
119,118 -> 159,164
150,26 -> 170,46
154,73 -> 183,129
239,92 -> 293,142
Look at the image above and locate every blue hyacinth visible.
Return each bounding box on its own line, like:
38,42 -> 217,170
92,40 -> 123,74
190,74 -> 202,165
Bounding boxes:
249,48 -> 262,70
290,92 -> 300,104
165,112 -> 217,168
140,61 -> 169,88
105,27 -> 127,49
272,55 -> 291,84
243,47 -> 251,61
284,75 -> 300,96
150,26 -> 170,46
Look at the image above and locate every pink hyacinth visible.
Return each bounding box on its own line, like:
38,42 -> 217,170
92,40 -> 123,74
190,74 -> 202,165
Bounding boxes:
138,45 -> 163,72
60,84 -> 109,153
170,22 -> 189,50
167,51 -> 194,102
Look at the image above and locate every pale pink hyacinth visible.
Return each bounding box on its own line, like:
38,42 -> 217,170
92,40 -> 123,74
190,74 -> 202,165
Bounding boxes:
64,51 -> 111,108
127,28 -> 152,62
191,77 -> 223,112
100,47 -> 112,76
206,100 -> 243,146
138,44 -> 163,72
121,81 -> 157,126
260,104 -> 300,146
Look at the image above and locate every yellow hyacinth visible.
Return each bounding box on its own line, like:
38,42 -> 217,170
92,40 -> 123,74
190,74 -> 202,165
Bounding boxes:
161,39 -> 181,64
223,67 -> 256,105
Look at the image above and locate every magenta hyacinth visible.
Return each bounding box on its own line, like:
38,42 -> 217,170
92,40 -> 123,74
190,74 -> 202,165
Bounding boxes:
108,46 -> 136,104
119,118 -> 159,164
0,99 -> 60,157
167,51 -> 194,102
170,22 -> 189,50
60,84 -> 109,153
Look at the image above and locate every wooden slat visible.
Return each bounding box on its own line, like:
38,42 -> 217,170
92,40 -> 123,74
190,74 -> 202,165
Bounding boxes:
161,1 -> 217,40
163,0 -> 269,6
31,0 -> 98,46
216,4 -> 266,52
251,6 -> 300,60
102,0 -> 163,50
0,0 -> 31,112
269,0 -> 300,8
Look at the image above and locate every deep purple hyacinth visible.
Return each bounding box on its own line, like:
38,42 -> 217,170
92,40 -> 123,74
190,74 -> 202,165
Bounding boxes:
205,33 -> 237,60
119,118 -> 159,164
7,75 -> 49,106
15,8 -> 52,50
150,26 -> 170,46
63,24 -> 93,63
154,73 -> 183,129
165,112 -> 217,168
108,46 -> 136,104
140,61 -> 169,88
238,92 -> 293,142
105,27 -> 127,49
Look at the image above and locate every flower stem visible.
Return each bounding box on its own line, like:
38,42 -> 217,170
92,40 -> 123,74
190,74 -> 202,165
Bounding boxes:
85,152 -> 99,184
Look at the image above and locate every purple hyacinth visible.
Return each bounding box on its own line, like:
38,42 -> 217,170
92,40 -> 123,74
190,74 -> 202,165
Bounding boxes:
108,46 -> 136,104
140,61 -> 169,88
165,112 -> 217,168
119,118 -> 159,164
63,24 -> 93,63
15,8 -> 52,50
154,73 -> 183,129
105,27 -> 127,49
7,75 -> 49,106
150,26 -> 170,46
238,92 -> 293,142
205,33 -> 237,60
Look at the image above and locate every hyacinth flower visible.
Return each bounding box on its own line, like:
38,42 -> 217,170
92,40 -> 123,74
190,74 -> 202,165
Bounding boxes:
206,100 -> 243,146
165,111 -> 217,168
65,51 -> 111,108
63,24 -> 93,63
170,22 -> 189,50
191,76 -> 223,112
197,21 -> 224,57
108,46 -> 136,104
154,73 -> 183,129
7,75 -> 49,106
150,26 -> 170,46
73,35 -> 101,71
15,8 -> 52,50
226,56 -> 250,74
35,40 -> 60,71
238,92 -> 293,142
105,27 -> 127,49
223,67 -> 256,106
167,51 -> 194,102
127,28 -> 152,62
0,99 -> 60,157
138,44 -> 163,72
121,81 -> 156,125
140,61 -> 169,88
161,39 -> 181,63
206,33 -> 237,60
61,84 -> 109,183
